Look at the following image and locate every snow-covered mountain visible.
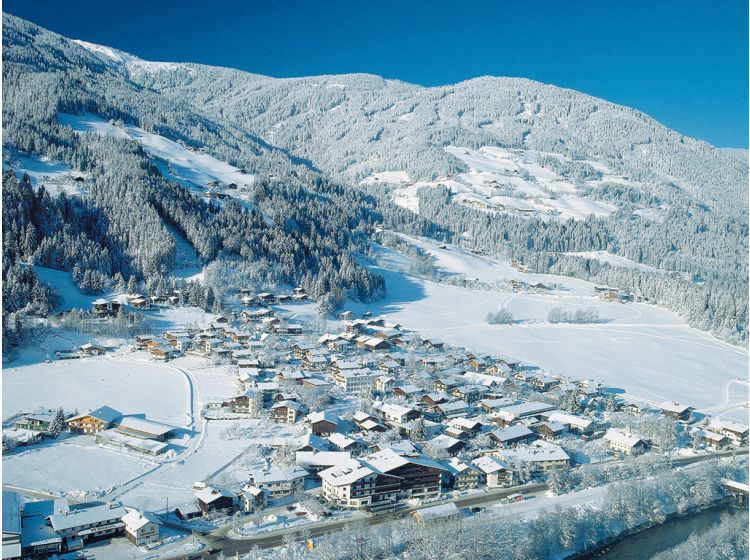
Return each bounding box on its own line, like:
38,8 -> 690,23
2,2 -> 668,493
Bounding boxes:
2,13 -> 747,345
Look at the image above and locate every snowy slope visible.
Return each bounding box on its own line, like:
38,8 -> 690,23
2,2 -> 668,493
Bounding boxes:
58,113 -> 255,193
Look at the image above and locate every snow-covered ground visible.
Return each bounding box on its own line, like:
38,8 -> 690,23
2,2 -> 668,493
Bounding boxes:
354,237 -> 749,420
386,145 -> 629,220
3,442 -> 157,499
3,148 -> 85,197
3,356 -> 192,424
57,113 -> 255,199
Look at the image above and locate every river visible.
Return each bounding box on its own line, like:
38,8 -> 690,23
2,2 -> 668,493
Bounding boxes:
583,503 -> 745,559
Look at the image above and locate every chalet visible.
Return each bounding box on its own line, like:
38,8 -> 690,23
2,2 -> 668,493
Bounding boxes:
339,311 -> 356,321
421,393 -> 451,410
451,385 -> 485,403
709,419 -> 749,446
700,430 -> 730,449
377,403 -> 420,428
658,401 -> 694,422
79,343 -> 106,356
131,296 -> 150,309
278,370 -> 308,385
91,298 -> 121,317
497,442 -> 570,473
436,400 -> 470,419
121,510 -> 160,546
422,338 -> 444,350
425,434 -> 466,457
479,398 -> 516,413
546,411 -> 597,436
471,455 -> 514,488
622,401 -> 650,415
307,411 -> 340,436
239,486 -> 266,513
270,400 -> 307,424
533,421 -> 567,442
169,337 -> 192,353
195,487 -> 235,515
531,376 -> 559,392
603,429 -> 648,455
223,389 -> 263,415
434,378 -> 464,393
445,458 -> 482,490
66,406 -> 121,435
379,359 -> 401,373
14,412 -> 56,432
448,417 -> 484,434
393,384 -> 424,400
150,344 -> 177,360
375,375 -> 396,393
304,355 -> 328,371
257,292 -> 275,303
327,433 -> 370,456
294,434 -> 332,453
134,334 -> 155,348
302,378 -> 333,391
364,338 -> 391,352
328,339 -> 351,353
490,425 -> 534,448
250,466 -> 308,497
352,411 -> 378,428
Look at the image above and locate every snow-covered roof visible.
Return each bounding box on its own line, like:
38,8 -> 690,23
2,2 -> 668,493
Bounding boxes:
319,459 -> 378,486
659,401 -> 692,414
67,405 -> 121,424
2,492 -> 22,535
500,442 -> 570,464
121,510 -> 161,530
709,419 -> 749,434
296,451 -> 351,468
427,434 -> 463,450
496,401 -> 555,419
471,455 -> 509,474
251,466 -> 308,484
437,400 -> 470,413
307,411 -> 340,425
195,487 -> 234,504
117,417 -> 175,437
547,411 -> 594,429
492,425 -> 532,442
603,428 -> 644,448
49,503 -> 128,531
413,502 -> 459,521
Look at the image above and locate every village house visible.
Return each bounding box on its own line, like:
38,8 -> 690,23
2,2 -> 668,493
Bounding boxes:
326,433 -> 370,456
471,455 -> 514,488
13,412 -> 57,432
425,434 -> 467,457
306,411 -> 341,436
700,430 -> 730,449
121,510 -> 160,546
603,429 -> 648,455
445,458 -> 482,490
239,486 -> 267,513
375,375 -> 396,393
249,467 -> 308,497
376,402 -> 421,428
270,400 -> 307,424
66,406 -> 121,435
195,487 -> 235,515
435,400 -> 470,420
78,343 -> 106,357
393,384 -> 424,400
709,419 -> 749,446
490,425 -> 535,448
546,411 -> 598,436
533,421 -> 568,442
497,441 -> 570,473
493,401 -> 556,426
333,368 -> 379,393
658,401 -> 694,422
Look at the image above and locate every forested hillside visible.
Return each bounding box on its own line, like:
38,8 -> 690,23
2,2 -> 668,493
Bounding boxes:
2,13 -> 747,346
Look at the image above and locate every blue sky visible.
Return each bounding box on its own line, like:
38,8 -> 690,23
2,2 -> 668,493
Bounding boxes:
5,0 -> 748,147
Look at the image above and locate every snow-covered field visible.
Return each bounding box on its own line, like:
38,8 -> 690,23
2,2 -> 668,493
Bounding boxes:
3,357 -> 192,424
355,237 -> 748,419
3,442 -> 157,499
3,148 -> 85,197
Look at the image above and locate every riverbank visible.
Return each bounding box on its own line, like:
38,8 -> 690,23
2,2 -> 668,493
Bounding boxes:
572,500 -> 743,559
